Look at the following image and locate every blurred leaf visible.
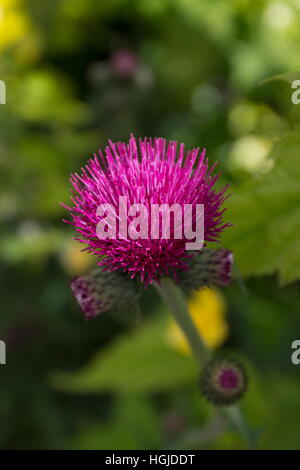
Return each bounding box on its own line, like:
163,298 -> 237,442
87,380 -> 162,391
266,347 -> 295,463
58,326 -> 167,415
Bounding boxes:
12,70 -> 91,126
260,72 -> 300,86
70,394 -> 161,450
260,375 -> 300,450
51,316 -> 197,393
223,130 -> 300,284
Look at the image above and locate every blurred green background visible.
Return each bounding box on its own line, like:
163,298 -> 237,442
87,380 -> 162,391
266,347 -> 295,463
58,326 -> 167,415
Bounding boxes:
1,0 -> 300,450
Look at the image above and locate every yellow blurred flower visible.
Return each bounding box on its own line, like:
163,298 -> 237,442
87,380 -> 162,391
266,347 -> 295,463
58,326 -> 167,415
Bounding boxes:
0,0 -> 40,62
0,0 -> 18,9
0,0 -> 28,48
167,287 -> 229,353
60,240 -> 94,276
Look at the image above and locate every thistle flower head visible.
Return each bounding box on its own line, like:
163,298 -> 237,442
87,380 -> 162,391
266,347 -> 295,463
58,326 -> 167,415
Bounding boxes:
64,135 -> 230,285
200,357 -> 248,406
110,49 -> 138,78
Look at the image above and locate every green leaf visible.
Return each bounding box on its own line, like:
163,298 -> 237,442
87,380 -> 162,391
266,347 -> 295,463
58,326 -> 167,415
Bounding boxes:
70,394 -> 161,450
223,130 -> 300,284
50,316 -> 197,393
259,71 -> 300,85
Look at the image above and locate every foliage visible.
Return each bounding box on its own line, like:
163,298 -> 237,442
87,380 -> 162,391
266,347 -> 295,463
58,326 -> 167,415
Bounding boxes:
51,316 -> 197,394
1,0 -> 300,450
224,130 -> 300,284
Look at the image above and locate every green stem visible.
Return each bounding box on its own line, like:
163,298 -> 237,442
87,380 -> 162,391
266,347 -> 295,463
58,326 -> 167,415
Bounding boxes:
155,277 -> 257,450
154,278 -> 208,363
223,405 -> 257,450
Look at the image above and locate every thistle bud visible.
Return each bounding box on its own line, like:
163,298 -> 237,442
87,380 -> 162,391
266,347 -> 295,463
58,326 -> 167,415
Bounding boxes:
178,249 -> 233,292
199,356 -> 248,406
70,267 -> 141,321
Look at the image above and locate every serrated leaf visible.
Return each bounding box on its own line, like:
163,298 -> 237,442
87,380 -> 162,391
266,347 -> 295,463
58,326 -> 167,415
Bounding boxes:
50,316 -> 197,394
223,131 -> 300,284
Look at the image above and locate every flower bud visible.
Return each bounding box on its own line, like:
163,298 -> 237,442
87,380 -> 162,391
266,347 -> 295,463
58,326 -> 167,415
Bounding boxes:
70,267 -> 141,321
199,356 -> 248,406
178,249 -> 233,291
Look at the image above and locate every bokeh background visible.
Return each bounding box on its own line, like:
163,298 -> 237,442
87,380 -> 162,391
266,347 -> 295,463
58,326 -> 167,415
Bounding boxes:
1,0 -> 300,450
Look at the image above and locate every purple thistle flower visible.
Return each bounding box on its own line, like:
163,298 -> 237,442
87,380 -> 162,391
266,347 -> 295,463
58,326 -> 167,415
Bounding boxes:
110,49 -> 138,78
63,135 -> 230,286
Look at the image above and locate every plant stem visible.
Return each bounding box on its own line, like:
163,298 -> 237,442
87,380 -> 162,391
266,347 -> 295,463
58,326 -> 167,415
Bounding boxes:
223,405 -> 257,450
155,277 -> 257,450
154,277 -> 208,364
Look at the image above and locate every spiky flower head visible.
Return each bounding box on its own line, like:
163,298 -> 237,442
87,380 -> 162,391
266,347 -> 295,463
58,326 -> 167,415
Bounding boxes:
199,357 -> 248,406
63,135 -> 230,285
